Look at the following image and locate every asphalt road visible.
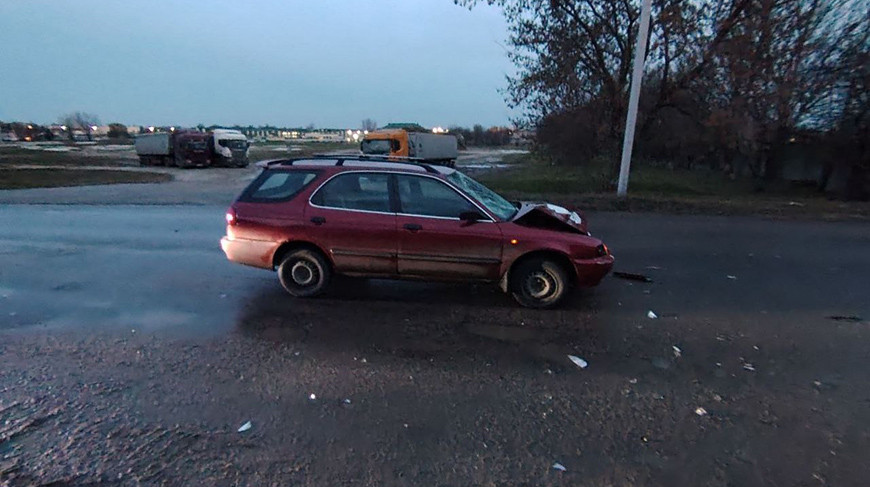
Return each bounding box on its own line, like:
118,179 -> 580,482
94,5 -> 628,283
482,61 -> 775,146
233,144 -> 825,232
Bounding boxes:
1,204 -> 869,486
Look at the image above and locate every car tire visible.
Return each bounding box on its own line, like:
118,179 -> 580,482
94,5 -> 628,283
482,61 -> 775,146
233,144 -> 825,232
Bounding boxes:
277,249 -> 331,298
509,257 -> 569,308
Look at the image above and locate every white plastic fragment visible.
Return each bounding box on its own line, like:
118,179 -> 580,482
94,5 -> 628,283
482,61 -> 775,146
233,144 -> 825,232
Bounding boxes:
726,275 -> 738,280
742,363 -> 756,371
343,398 -> 352,404
672,346 -> 682,358
695,407 -> 707,416
309,393 -> 317,400
552,462 -> 567,471
567,355 -> 588,368
237,421 -> 252,433
647,310 -> 658,319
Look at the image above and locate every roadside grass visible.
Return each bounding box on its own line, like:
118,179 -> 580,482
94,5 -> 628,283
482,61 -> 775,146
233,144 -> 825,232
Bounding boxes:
0,146 -> 135,167
0,169 -> 172,190
474,155 -> 870,220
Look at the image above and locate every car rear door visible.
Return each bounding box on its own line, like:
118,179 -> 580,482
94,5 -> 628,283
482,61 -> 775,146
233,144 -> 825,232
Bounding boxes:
306,172 -> 397,276
394,174 -> 503,280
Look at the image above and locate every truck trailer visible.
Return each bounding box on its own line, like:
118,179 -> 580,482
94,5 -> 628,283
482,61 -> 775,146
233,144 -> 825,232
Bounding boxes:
135,131 -> 212,168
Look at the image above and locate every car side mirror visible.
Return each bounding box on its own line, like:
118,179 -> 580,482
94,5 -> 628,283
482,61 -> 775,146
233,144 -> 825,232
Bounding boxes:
459,210 -> 485,223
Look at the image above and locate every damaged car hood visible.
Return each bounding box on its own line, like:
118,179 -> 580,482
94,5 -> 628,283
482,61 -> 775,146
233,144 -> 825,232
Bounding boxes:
511,203 -> 588,234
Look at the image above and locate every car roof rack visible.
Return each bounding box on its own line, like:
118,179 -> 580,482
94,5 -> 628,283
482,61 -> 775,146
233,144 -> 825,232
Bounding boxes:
262,154 -> 441,174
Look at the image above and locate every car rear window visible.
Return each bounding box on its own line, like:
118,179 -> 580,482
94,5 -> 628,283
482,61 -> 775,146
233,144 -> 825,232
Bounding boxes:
239,170 -> 318,202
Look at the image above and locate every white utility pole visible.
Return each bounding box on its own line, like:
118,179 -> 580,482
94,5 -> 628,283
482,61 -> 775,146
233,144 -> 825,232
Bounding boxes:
616,0 -> 653,197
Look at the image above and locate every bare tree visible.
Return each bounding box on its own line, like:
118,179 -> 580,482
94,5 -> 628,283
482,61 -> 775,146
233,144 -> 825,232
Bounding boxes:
361,118 -> 378,131
456,0 -> 751,176
58,111 -> 100,141
701,0 -> 866,184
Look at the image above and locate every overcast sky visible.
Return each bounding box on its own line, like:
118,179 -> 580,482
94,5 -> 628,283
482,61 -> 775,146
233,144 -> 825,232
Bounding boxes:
0,0 -> 515,129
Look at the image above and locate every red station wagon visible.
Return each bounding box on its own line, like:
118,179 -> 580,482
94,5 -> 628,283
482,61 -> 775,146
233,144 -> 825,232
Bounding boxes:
221,156 -> 614,308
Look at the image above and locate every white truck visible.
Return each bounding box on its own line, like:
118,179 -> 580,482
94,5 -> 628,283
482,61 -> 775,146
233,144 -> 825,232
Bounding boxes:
211,129 -> 250,167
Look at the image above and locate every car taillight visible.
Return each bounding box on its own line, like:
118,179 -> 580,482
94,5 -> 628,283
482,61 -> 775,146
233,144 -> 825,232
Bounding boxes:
596,244 -> 609,256
226,208 -> 237,225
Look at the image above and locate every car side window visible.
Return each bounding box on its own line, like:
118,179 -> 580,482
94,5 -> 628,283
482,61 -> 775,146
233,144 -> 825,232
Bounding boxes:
397,175 -> 477,218
312,173 -> 391,213
241,171 -> 318,202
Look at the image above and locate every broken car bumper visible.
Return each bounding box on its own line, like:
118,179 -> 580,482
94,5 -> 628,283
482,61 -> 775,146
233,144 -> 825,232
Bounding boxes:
573,255 -> 615,287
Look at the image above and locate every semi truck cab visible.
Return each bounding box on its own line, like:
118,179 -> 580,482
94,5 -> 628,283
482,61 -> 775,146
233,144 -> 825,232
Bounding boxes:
212,129 -> 250,167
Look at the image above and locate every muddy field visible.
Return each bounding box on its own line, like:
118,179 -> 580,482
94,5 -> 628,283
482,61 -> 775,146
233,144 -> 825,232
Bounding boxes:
1,200 -> 868,486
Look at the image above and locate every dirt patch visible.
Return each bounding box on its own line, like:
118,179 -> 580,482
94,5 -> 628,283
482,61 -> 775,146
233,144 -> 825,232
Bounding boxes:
0,168 -> 172,189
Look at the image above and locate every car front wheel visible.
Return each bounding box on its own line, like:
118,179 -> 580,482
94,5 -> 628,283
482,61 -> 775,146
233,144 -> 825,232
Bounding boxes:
510,257 -> 570,308
277,249 -> 331,297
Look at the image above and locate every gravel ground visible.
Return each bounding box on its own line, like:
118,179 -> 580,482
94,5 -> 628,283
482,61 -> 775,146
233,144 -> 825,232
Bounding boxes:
2,296 -> 868,486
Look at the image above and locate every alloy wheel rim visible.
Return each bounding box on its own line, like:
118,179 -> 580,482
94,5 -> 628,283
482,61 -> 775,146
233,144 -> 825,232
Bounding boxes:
525,270 -> 556,299
290,260 -> 317,286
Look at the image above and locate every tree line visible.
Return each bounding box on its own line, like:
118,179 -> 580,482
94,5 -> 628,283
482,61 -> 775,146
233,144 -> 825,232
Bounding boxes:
448,125 -> 515,147
457,0 -> 869,199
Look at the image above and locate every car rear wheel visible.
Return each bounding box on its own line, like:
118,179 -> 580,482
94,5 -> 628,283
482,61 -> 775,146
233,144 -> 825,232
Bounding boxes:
509,257 -> 569,308
277,249 -> 331,297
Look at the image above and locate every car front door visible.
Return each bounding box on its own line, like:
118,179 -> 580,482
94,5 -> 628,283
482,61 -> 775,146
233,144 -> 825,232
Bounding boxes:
306,172 -> 396,276
394,174 -> 504,280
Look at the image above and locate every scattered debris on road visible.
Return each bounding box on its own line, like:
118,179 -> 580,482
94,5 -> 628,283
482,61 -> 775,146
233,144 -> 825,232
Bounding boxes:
826,315 -> 862,322
552,462 -> 567,471
238,421 -> 252,433
647,310 -> 658,319
695,407 -> 708,416
672,346 -> 682,358
645,265 -> 663,270
726,275 -> 738,280
613,271 -> 653,283
743,363 -> 756,372
567,355 -> 588,369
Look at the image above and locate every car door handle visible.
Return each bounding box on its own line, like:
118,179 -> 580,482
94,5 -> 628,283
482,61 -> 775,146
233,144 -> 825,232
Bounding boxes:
310,216 -> 326,225
403,223 -> 422,232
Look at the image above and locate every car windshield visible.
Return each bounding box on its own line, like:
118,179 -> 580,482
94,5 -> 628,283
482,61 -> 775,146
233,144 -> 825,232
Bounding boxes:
446,171 -> 517,221
219,139 -> 248,150
360,139 -> 392,155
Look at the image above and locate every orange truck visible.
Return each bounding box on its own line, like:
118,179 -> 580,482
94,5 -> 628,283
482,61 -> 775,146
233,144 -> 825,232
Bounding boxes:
360,124 -> 459,167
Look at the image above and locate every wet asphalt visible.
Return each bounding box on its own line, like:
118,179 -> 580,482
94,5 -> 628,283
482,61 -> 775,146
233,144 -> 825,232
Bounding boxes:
1,204 -> 867,336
